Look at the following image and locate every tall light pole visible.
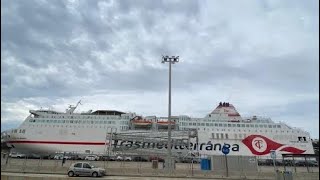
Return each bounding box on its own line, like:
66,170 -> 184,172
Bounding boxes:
162,55 -> 179,174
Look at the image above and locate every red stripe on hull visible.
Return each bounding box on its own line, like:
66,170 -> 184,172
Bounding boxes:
8,140 -> 108,145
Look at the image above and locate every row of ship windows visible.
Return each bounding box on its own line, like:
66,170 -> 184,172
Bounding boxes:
28,119 -> 130,125
26,124 -> 128,130
33,115 -> 124,119
210,133 -> 308,141
179,122 -> 281,128
11,127 -> 306,140
180,127 -> 299,134
180,118 -> 270,123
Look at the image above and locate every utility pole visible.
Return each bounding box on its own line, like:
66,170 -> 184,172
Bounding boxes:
162,55 -> 179,174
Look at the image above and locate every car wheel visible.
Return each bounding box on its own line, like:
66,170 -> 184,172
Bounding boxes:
68,171 -> 74,177
92,172 -> 98,177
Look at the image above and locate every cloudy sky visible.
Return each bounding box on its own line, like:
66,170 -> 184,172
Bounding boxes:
1,0 -> 319,138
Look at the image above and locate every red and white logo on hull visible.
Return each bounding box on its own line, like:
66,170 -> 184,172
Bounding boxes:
252,137 -> 267,153
242,135 -> 306,155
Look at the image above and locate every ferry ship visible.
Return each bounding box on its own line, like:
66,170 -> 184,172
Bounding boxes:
1,101 -> 314,158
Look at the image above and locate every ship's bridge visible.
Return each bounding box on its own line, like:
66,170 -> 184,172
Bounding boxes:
90,110 -> 126,116
29,110 -> 60,117
206,102 -> 242,121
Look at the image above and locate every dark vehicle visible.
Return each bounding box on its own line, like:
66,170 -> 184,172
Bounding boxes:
98,155 -> 116,161
295,160 -> 306,166
257,159 -> 264,166
283,160 -> 294,166
275,160 -> 283,166
265,159 -> 274,166
27,154 -> 41,159
132,156 -> 148,162
295,160 -> 318,167
41,155 -> 55,159
98,155 -> 109,161
307,160 -> 318,167
260,159 -> 282,166
109,156 -> 116,161
68,162 -> 106,177
69,154 -> 81,160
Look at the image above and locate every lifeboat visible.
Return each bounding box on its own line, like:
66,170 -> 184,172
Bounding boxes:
156,121 -> 176,128
132,119 -> 152,126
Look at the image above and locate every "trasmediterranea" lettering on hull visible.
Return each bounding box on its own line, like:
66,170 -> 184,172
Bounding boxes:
112,140 -> 240,152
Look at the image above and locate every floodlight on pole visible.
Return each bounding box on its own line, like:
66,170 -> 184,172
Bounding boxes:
161,55 -> 179,174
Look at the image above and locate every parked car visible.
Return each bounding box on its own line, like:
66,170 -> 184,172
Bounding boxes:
264,159 -> 274,166
283,160 -> 294,166
109,155 -> 116,161
67,162 -> 106,177
27,154 -> 41,159
307,160 -> 319,167
85,155 -> 99,161
116,156 -> 124,161
295,160 -> 306,166
98,155 -> 116,161
68,154 -> 80,160
9,152 -> 26,158
98,155 -> 109,161
296,160 -> 319,167
115,156 -> 131,161
42,155 -> 54,159
257,159 -> 267,166
124,156 -> 132,161
54,154 -> 72,160
132,156 -> 148,162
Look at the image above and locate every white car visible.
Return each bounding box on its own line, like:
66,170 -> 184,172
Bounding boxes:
68,162 -> 106,177
124,156 -> 132,161
116,156 -> 123,161
54,154 -> 63,160
54,154 -> 71,160
116,156 -> 131,161
85,155 -> 99,161
9,152 -> 26,158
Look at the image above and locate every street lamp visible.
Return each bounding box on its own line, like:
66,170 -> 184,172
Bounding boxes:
162,55 -> 179,173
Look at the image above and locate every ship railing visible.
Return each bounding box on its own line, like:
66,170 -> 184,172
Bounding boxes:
279,121 -> 295,129
280,122 -> 308,133
110,130 -> 195,138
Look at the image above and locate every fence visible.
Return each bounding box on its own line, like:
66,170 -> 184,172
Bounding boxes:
1,152 -> 319,179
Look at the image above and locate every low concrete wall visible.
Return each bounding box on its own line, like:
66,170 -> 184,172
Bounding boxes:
1,158 -> 319,180
1,175 -> 73,180
1,172 -> 319,180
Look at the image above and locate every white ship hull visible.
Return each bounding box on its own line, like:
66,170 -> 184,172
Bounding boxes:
3,102 -> 314,159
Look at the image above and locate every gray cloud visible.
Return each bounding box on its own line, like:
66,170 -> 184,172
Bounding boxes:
1,0 -> 319,138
